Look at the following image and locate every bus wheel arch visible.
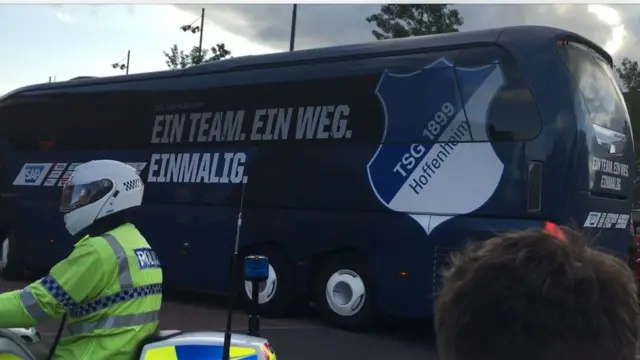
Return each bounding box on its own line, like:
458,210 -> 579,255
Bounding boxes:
239,243 -> 295,318
313,250 -> 374,331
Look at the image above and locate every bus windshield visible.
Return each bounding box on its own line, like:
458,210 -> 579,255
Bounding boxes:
558,42 -> 630,151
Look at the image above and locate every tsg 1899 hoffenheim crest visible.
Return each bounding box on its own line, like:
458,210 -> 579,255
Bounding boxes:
367,58 -> 505,235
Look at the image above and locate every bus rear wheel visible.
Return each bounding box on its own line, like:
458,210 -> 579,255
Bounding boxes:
314,253 -> 374,331
241,246 -> 295,318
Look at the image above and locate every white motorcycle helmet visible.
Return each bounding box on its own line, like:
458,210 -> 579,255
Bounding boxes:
60,160 -> 144,236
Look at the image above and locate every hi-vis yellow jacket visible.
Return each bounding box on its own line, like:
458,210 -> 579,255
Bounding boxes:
0,223 -> 163,360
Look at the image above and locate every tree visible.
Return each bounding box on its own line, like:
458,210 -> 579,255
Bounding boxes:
616,58 -> 640,92
163,43 -> 232,70
163,45 -> 190,70
366,4 -> 463,40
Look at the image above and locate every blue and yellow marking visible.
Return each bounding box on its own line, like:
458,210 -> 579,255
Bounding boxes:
143,344 -> 263,360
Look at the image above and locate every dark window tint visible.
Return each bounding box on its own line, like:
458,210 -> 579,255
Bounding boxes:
558,42 -> 629,134
1,93 -> 147,151
2,74 -> 388,151
455,47 -> 542,142
454,46 -> 502,67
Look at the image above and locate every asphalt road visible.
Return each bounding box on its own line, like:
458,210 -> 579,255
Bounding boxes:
1,280 -> 437,360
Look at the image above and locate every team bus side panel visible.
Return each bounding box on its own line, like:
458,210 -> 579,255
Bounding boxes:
1,26 -> 627,324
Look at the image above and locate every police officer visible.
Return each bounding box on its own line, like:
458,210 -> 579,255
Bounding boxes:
0,160 -> 162,360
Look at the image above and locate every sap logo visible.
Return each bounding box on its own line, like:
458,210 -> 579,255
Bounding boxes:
134,248 -> 161,270
13,163 -> 53,186
25,166 -> 45,183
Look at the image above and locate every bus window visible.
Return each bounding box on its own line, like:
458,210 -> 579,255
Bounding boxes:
454,46 -> 502,67
4,93 -> 149,151
558,42 -> 629,137
454,48 -> 542,142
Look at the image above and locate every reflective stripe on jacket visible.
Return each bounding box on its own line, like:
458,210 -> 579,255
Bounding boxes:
0,223 -> 163,360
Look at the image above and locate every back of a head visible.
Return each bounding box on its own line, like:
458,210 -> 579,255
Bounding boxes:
435,228 -> 639,360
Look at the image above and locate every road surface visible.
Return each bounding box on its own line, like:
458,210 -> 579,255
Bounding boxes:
1,280 -> 437,359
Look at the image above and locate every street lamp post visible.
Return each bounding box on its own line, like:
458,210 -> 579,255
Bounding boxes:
199,8 -> 205,59
111,50 -> 130,74
180,8 -> 206,61
125,50 -> 130,75
289,4 -> 298,52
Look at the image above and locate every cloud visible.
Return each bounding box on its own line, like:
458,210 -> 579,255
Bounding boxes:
174,4 -> 639,63
176,5 -> 376,51
55,11 -> 73,23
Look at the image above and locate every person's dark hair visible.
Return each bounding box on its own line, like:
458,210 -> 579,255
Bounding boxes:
435,227 -> 639,360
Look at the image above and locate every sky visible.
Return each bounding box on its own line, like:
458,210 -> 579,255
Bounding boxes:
0,4 -> 638,96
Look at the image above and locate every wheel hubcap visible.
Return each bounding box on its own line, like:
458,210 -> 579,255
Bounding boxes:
0,238 -> 8,271
244,264 -> 278,304
325,269 -> 366,317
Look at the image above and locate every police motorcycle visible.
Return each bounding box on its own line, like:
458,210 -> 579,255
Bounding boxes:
0,187 -> 277,360
0,255 -> 275,360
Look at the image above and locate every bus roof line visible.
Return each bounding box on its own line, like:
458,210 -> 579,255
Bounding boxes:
0,25 -> 593,100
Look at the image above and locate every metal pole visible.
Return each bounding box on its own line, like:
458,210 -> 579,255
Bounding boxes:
199,8 -> 205,61
289,4 -> 297,52
222,178 -> 248,360
249,278 -> 260,337
48,76 -> 52,83
126,50 -> 130,75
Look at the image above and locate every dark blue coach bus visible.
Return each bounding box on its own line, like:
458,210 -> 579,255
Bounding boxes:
0,25 -> 634,330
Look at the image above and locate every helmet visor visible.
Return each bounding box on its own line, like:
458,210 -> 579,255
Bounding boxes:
60,176 -> 114,213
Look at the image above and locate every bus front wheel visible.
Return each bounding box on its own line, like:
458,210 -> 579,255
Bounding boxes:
314,253 -> 374,331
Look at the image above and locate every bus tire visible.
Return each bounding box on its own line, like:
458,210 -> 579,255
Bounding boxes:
241,246 -> 294,318
314,253 -> 374,331
1,231 -> 24,281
